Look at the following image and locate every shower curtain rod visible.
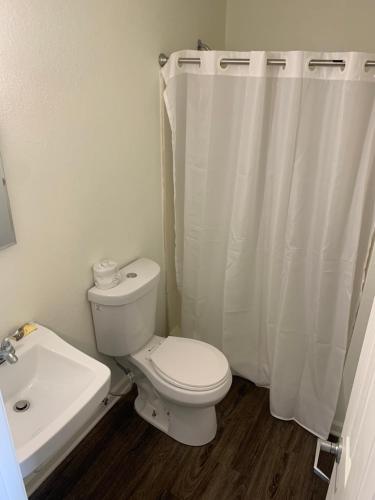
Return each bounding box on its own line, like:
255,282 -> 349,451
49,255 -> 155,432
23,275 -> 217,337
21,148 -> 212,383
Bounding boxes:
158,53 -> 375,69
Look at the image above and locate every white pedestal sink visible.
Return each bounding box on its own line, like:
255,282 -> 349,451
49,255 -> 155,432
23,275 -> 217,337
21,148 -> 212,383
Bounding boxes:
0,324 -> 111,477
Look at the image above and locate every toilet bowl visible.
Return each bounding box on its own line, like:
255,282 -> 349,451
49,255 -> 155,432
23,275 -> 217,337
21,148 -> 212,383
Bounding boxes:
88,258 -> 232,446
129,335 -> 232,445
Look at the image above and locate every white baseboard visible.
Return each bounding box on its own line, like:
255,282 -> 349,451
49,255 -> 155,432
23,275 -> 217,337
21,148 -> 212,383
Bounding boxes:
24,377 -> 132,497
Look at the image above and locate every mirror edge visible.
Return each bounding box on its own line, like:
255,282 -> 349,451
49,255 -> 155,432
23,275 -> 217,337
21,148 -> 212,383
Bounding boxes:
0,174 -> 16,251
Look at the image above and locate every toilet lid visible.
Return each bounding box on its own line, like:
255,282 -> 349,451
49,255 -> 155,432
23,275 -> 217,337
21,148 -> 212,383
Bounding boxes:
150,337 -> 230,391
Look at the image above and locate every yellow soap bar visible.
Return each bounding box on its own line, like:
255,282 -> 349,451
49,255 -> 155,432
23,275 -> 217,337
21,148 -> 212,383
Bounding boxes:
21,323 -> 37,336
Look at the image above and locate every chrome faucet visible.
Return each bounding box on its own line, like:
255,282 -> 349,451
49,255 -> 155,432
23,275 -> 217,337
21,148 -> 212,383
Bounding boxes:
0,337 -> 18,365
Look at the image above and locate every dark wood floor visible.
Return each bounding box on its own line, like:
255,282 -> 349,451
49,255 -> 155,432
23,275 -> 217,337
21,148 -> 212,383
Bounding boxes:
31,377 -> 333,500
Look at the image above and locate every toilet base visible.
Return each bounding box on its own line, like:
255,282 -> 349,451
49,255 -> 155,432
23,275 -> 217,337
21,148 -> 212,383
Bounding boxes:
134,391 -> 217,446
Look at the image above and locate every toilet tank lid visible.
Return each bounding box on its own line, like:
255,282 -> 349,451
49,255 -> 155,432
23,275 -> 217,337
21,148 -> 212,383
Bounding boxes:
88,258 -> 160,306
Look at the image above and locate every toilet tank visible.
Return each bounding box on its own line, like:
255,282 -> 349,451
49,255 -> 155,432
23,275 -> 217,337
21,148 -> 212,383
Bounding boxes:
88,258 -> 160,356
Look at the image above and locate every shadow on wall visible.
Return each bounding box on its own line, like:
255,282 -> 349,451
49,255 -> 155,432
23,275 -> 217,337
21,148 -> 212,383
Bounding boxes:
161,99 -> 181,336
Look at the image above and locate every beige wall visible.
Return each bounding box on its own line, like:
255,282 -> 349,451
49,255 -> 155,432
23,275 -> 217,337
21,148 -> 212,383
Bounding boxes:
0,0 -> 226,383
226,0 -> 375,52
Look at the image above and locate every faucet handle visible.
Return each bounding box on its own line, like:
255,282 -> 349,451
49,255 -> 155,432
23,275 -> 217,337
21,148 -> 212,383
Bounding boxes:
1,337 -> 14,352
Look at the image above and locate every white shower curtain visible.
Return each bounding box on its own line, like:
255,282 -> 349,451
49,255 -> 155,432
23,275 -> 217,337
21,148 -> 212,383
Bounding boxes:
162,51 -> 375,438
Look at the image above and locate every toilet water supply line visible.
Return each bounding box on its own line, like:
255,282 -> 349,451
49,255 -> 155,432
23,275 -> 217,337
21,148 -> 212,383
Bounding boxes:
109,358 -> 135,397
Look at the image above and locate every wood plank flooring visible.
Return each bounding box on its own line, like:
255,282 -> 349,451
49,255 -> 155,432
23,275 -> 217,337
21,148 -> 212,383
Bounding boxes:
31,377 -> 333,500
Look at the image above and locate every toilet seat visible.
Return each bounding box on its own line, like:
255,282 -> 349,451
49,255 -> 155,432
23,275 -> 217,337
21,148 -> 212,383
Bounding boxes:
130,335 -> 232,407
150,336 -> 230,392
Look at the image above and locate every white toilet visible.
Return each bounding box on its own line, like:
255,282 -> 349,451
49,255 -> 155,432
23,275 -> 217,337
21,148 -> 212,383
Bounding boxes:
88,258 -> 232,446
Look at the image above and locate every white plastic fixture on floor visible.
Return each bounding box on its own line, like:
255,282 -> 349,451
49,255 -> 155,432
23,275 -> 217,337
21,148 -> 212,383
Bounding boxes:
162,50 -> 375,439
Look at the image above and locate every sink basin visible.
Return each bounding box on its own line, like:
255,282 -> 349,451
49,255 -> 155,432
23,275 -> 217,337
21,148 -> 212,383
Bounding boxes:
0,324 -> 111,477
